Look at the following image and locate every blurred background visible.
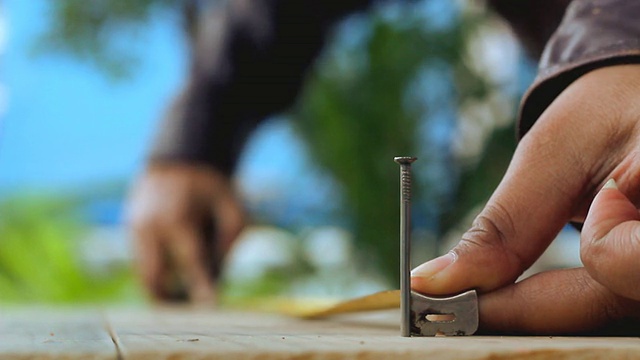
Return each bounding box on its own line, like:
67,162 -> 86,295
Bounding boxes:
0,0 -> 580,306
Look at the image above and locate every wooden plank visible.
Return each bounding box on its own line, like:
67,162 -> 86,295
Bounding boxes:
106,308 -> 640,360
0,308 -> 118,360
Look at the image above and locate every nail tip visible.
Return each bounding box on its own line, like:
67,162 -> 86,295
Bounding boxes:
603,178 -> 618,190
410,252 -> 455,279
448,250 -> 458,263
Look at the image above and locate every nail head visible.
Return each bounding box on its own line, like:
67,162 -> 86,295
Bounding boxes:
394,156 -> 417,165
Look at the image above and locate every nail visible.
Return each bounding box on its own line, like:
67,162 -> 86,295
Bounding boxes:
394,156 -> 417,337
411,251 -> 456,279
603,178 -> 618,190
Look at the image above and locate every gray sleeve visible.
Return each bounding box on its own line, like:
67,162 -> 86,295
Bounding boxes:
518,0 -> 640,138
488,0 -> 572,59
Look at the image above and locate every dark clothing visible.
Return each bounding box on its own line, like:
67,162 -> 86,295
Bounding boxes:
150,0 -> 640,174
150,0 -> 370,175
519,0 -> 640,137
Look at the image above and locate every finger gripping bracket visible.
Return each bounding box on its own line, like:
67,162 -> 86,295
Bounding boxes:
410,290 -> 478,336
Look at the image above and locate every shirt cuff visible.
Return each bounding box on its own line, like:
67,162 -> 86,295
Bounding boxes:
518,0 -> 640,138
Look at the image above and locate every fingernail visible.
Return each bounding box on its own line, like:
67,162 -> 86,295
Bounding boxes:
603,178 -> 618,190
411,251 -> 457,279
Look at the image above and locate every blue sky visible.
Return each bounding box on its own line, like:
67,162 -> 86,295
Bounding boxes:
0,0 -> 507,230
0,1 -> 338,229
0,1 -> 318,207
0,1 -> 187,191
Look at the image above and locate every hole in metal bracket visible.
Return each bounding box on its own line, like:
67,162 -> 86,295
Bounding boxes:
425,313 -> 456,323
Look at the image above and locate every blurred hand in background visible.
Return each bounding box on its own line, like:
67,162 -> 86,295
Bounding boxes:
128,162 -> 244,304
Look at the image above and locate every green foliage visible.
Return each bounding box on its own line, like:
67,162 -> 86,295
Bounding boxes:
31,0 -> 518,295
0,195 -> 138,303
440,122 -> 517,234
294,4 -> 511,285
36,0 -> 179,78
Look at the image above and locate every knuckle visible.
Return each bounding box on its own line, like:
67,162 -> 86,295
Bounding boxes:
128,211 -> 155,235
578,273 -> 625,326
460,203 -> 513,248
456,203 -> 527,272
579,239 -> 599,271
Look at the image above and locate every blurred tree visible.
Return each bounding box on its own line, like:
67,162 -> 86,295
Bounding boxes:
440,120 -> 517,238
0,195 -> 137,303
294,2 -> 516,285
35,0 -> 185,78
36,0 -> 518,290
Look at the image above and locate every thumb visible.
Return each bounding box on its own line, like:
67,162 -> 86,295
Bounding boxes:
581,179 -> 640,301
410,133 -> 582,294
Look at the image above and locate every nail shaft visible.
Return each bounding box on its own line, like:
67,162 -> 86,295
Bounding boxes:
394,156 -> 416,337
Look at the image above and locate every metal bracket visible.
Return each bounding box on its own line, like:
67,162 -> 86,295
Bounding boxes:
410,290 -> 478,336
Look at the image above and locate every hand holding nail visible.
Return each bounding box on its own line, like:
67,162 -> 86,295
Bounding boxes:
411,65 -> 640,335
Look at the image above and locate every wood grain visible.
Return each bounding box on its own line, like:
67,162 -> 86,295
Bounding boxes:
0,308 -> 117,360
2,307 -> 640,359
106,308 -> 640,360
